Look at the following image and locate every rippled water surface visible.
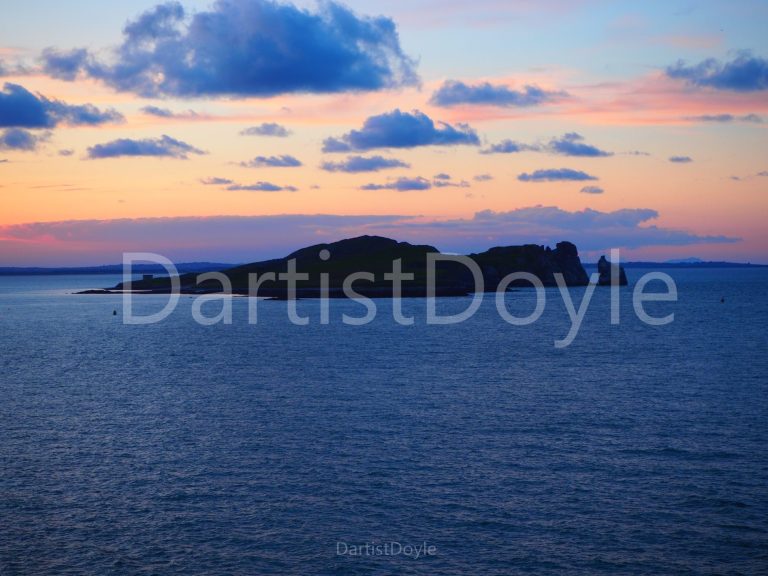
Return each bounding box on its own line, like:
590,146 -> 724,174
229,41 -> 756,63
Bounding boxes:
1,269 -> 767,574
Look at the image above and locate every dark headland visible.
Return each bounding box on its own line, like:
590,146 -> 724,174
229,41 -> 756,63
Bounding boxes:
80,235 -> 630,298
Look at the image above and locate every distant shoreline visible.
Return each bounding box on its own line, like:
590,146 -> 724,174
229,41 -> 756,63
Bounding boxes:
2,261 -> 766,276
0,263 -> 236,276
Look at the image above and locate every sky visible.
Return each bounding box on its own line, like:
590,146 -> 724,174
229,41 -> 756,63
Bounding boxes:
0,0 -> 766,266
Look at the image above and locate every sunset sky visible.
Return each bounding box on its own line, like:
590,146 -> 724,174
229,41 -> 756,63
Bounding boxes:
1,0 -> 766,265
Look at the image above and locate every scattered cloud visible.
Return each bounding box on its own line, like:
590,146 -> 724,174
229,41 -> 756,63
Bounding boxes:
0,58 -> 28,78
0,82 -> 123,128
58,149 -> 75,156
40,47 -> 91,81
426,173 -> 469,188
54,103 -> 123,126
518,168 -> 598,182
482,133 -> 611,157
433,178 -> 469,188
666,51 -> 768,92
240,123 -> 291,137
87,135 -> 205,159
430,80 -> 567,107
227,182 -> 298,192
480,139 -> 539,155
200,177 -> 234,185
241,155 -> 302,168
29,183 -> 89,191
548,132 -> 612,157
321,155 -> 409,173
684,113 -> 763,123
731,170 -> 768,182
732,113 -> 761,123
141,105 -> 199,119
669,155 -> 693,163
474,174 -> 493,182
199,176 -> 297,191
361,176 -> 432,191
0,128 -> 48,151
580,185 -> 604,194
141,105 -> 178,118
323,109 -> 479,152
41,0 -> 418,97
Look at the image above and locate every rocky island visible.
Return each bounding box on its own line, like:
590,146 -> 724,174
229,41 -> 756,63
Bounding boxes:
87,235 -> 625,297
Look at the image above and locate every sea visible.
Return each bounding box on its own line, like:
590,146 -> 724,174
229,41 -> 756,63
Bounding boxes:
1,268 -> 766,575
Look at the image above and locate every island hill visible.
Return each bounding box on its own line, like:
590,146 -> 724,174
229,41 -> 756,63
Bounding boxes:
103,235 -> 627,298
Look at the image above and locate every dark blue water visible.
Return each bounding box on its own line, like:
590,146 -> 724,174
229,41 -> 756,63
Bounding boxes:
1,269 -> 767,575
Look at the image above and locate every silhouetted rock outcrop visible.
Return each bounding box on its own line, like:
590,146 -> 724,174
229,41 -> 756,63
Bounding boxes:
597,255 -> 628,286
470,241 -> 590,288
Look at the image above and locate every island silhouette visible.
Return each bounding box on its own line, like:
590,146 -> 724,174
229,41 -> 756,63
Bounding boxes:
83,235 -> 628,297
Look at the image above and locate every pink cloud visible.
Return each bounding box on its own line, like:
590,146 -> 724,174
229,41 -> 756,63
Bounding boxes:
0,208 -> 741,266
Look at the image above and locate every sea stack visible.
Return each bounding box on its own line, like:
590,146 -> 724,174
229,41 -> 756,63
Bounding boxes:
597,255 -> 628,286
